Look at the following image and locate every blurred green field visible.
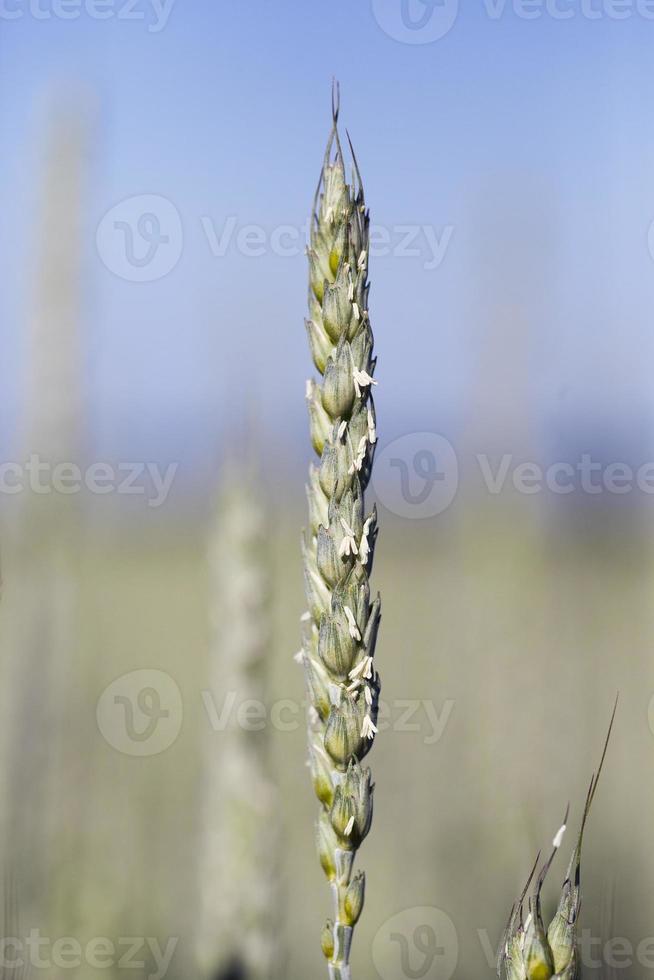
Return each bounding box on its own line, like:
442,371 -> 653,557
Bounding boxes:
0,504 -> 652,979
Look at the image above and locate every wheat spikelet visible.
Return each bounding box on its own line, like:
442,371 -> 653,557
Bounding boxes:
498,702 -> 617,980
196,466 -> 281,980
299,86 -> 380,980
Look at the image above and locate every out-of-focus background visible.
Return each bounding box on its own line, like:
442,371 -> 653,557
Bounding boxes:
1,3 -> 654,978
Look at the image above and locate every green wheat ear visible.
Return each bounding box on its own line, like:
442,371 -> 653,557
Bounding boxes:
298,83 -> 380,980
498,699 -> 618,980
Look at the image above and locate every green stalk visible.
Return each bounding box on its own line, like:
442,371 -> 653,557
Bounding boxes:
300,87 -> 380,979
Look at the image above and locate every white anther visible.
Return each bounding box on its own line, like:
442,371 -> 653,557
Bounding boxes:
367,407 -> 377,444
353,368 -> 377,398
361,715 -> 378,740
343,605 -> 361,641
338,517 -> 358,557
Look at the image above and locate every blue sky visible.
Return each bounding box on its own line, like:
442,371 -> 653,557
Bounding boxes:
2,1 -> 654,473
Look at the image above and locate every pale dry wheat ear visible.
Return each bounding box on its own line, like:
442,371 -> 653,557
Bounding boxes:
2,875 -> 29,980
498,699 -> 618,980
299,84 -> 380,980
196,466 -> 281,980
0,104 -> 88,942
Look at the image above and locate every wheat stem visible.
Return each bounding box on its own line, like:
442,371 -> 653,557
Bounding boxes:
300,85 -> 380,977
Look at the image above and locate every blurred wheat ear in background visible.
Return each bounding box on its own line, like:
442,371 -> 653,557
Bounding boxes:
0,98 -> 90,942
1,878 -> 30,980
300,87 -> 380,980
195,463 -> 282,980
